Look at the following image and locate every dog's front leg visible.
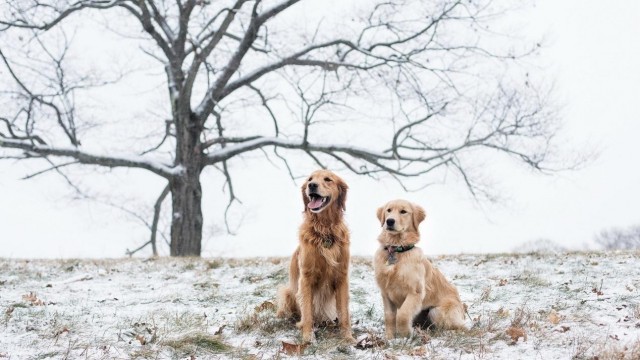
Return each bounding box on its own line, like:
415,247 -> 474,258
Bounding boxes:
382,295 -> 397,339
296,275 -> 315,342
335,279 -> 355,342
396,293 -> 423,338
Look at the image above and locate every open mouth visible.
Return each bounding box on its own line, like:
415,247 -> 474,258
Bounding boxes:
307,193 -> 330,213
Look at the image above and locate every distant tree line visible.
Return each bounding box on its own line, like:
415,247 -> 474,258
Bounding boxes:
595,224 -> 640,250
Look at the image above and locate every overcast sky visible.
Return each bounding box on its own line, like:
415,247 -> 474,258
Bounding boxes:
1,1 -> 639,259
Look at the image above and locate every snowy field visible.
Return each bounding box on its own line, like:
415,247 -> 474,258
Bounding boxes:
1,251 -> 639,359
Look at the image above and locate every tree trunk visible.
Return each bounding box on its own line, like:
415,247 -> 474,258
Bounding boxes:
169,106 -> 204,256
169,170 -> 203,256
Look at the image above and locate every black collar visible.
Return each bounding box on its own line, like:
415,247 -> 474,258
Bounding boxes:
384,244 -> 415,253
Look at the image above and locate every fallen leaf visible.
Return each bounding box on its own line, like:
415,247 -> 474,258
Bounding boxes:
413,327 -> 431,344
409,346 -> 427,356
498,279 -> 508,286
22,292 -> 45,306
591,287 -> 604,296
135,334 -> 146,345
548,310 -> 560,325
254,301 -> 276,313
496,307 -> 510,318
213,324 -> 226,335
54,327 -> 70,337
506,326 -> 527,344
355,333 -> 385,349
281,340 -> 308,355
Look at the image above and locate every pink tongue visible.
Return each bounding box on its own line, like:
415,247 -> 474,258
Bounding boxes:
308,197 -> 324,209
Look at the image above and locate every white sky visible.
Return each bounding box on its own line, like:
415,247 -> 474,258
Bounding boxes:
1,1 -> 639,258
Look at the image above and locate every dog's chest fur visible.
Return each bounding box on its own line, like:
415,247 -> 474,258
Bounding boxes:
374,248 -> 425,305
299,229 -> 349,286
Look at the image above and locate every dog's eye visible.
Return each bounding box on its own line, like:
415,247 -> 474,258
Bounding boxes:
324,177 -> 332,182
308,177 -> 312,181
400,210 -> 407,214
386,209 -> 391,213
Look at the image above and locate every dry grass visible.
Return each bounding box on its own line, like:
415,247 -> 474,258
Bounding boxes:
162,333 -> 230,353
235,303 -> 291,335
2,252 -> 639,359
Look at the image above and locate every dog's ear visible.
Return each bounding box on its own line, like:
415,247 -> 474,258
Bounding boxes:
336,178 -> 348,211
376,206 -> 385,227
301,181 -> 309,212
411,203 -> 426,231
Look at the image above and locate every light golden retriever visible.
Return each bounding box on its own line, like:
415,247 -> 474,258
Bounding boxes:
276,170 -> 354,343
373,199 -> 466,339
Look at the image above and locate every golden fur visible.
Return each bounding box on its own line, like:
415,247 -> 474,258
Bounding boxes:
373,199 -> 466,338
276,170 -> 354,343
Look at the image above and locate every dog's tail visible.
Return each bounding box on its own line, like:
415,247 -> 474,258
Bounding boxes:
428,300 -> 467,330
276,285 -> 299,319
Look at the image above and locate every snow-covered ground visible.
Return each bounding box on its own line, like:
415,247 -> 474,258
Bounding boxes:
1,251 -> 639,359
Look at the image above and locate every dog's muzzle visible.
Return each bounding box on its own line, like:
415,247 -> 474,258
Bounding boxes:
307,191 -> 330,213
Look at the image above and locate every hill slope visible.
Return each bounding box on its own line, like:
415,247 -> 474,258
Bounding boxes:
1,251 -> 639,359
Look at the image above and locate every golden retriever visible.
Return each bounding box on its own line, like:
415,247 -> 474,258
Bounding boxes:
373,199 -> 466,338
276,170 -> 354,343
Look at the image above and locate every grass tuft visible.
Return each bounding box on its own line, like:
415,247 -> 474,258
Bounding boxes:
235,306 -> 290,334
163,333 -> 229,352
206,259 -> 224,269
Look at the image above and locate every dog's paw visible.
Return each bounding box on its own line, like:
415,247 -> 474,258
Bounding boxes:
341,334 -> 357,345
396,327 -> 413,338
302,331 -> 316,343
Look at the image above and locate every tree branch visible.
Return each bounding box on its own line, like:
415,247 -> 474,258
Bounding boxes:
0,0 -> 122,31
148,183 -> 171,256
195,0 -> 301,119
0,138 -> 180,178
182,0 -> 247,106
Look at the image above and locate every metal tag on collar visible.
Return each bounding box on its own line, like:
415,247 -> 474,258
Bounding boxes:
322,235 -> 334,248
386,252 -> 397,265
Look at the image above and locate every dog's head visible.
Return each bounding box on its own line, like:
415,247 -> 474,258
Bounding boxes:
376,199 -> 426,234
301,170 -> 348,214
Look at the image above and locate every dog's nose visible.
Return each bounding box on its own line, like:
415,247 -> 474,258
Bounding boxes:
308,182 -> 318,191
386,218 -> 395,227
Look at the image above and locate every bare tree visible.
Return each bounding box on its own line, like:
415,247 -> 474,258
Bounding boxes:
0,0 -> 559,256
595,225 -> 640,250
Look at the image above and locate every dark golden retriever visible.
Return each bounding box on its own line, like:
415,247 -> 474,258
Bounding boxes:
374,199 -> 466,338
276,169 -> 354,343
